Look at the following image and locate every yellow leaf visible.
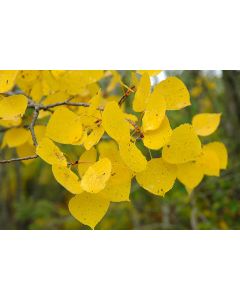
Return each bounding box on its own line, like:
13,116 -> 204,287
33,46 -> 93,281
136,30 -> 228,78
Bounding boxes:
177,161 -> 204,189
16,71 -> 40,96
77,105 -> 101,128
97,140 -> 119,161
162,124 -> 202,164
34,125 -> 46,143
106,71 -> 121,93
84,126 -> 104,150
51,70 -> 66,78
137,70 -> 162,77
52,165 -> 83,194
16,142 -> 36,165
88,92 -> 102,113
136,158 -> 177,196
78,147 -> 97,177
192,113 -> 221,136
46,107 -> 83,144
142,91 -> 166,131
132,73 -> 151,112
198,146 -> 220,176
203,142 -> 228,169
102,101 -> 130,143
143,116 -> 172,150
60,71 -> 104,94
30,80 -> 45,102
100,160 -> 132,202
72,128 -> 88,146
131,72 -> 139,89
2,128 -> 31,148
81,158 -> 112,193
68,193 -> 110,229
154,77 -> 190,110
36,137 -> 67,166
0,71 -> 18,93
0,95 -> 28,120
119,140 -> 147,173
0,117 -> 22,128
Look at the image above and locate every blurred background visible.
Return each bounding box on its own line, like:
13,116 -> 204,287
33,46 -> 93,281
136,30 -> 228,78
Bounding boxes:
0,70 -> 239,230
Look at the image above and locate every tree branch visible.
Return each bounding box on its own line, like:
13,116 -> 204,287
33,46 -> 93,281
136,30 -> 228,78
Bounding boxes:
29,109 -> 39,146
0,93 -> 138,164
0,155 -> 38,164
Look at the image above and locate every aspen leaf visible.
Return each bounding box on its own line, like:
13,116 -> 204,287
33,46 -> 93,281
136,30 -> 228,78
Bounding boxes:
154,77 -> 190,110
16,71 -> 40,95
77,93 -> 102,128
106,71 -> 120,93
16,142 -> 36,165
102,101 -> 130,143
198,146 -> 220,176
51,70 -> 66,78
177,161 -> 204,189
0,117 -> 21,128
2,128 -> 31,148
162,124 -> 202,164
142,91 -> 166,131
143,116 -> 172,150
119,140 -> 147,173
46,107 -> 83,144
68,193 -> 110,229
30,80 -> 45,102
72,128 -> 88,146
60,71 -> 104,94
78,147 -> 97,177
203,142 -> 228,169
0,95 -> 28,120
36,137 -> 67,166
81,158 -> 112,193
77,105 -> 101,128
137,70 -> 162,77
98,141 -> 135,177
17,70 -> 41,84
192,113 -> 221,136
88,92 -> 101,112
133,73 -> 151,112
52,165 -> 83,194
34,125 -> 46,143
100,160 -> 132,202
136,158 -> 177,196
84,126 -> 104,150
0,71 -> 18,93
131,72 -> 139,89
97,140 -> 119,161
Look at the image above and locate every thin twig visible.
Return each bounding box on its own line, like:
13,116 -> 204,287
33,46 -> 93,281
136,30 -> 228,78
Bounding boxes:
118,86 -> 136,106
29,109 -> 39,146
0,155 -> 38,164
126,118 -> 144,138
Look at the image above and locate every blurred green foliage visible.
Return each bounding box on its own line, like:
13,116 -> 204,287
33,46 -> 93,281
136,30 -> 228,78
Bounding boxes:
0,70 -> 239,229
